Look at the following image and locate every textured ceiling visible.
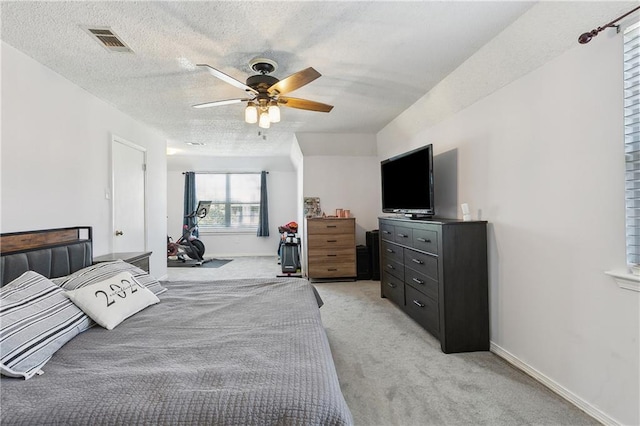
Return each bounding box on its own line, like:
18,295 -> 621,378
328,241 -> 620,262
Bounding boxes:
0,1 -> 534,156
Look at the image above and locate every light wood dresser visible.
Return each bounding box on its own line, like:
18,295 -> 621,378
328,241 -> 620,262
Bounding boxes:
305,217 -> 356,280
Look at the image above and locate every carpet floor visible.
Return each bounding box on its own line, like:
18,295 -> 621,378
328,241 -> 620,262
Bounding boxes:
163,257 -> 598,425
315,280 -> 598,426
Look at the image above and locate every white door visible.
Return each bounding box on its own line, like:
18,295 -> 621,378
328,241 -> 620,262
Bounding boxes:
112,136 -> 146,252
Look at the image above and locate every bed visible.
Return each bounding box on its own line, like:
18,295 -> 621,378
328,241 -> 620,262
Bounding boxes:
0,227 -> 353,425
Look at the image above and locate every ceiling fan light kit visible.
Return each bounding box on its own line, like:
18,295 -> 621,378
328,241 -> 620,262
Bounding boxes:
258,111 -> 271,129
244,101 -> 280,127
268,104 -> 281,123
193,58 -> 333,129
245,103 -> 258,123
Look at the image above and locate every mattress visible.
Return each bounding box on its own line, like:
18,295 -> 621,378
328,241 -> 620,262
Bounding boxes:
0,278 -> 353,425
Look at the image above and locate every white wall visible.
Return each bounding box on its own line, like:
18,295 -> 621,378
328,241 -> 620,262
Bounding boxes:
378,15 -> 638,426
166,154 -> 297,257
1,42 -> 168,279
302,155 -> 380,246
290,136 -> 305,230
297,132 -> 378,157
297,133 -> 380,247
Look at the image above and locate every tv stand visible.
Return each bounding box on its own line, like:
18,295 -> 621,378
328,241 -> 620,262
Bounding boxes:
379,216 -> 489,353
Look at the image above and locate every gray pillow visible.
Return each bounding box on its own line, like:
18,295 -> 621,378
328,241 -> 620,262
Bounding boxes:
53,260 -> 166,296
0,271 -> 92,379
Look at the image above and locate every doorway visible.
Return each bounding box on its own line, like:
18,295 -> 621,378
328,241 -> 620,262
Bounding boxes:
112,135 -> 146,252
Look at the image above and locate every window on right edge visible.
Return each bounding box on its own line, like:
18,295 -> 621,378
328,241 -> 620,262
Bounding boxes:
624,21 -> 640,266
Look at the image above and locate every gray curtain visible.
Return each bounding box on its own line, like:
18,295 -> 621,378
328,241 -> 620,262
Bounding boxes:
257,171 -> 269,237
183,172 -> 199,237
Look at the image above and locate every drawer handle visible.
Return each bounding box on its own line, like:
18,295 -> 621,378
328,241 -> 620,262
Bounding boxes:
387,282 -> 397,289
328,268 -> 338,271
397,233 -> 408,238
326,239 -> 338,243
327,225 -> 337,228
327,254 -> 337,257
386,248 -> 394,253
417,238 -> 431,243
411,258 -> 424,265
382,230 -> 391,234
413,300 -> 425,308
386,264 -> 395,270
412,278 -> 425,285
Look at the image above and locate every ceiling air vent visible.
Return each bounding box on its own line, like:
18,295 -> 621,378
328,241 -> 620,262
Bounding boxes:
83,26 -> 133,53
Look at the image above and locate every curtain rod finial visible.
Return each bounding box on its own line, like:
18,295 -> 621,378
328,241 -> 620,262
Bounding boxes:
578,31 -> 594,44
578,5 -> 640,45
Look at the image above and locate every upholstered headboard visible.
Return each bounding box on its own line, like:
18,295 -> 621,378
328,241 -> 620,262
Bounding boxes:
0,227 -> 93,287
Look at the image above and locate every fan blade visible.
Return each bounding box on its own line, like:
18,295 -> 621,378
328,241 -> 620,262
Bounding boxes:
268,67 -> 321,96
192,98 -> 251,109
196,64 -> 258,95
278,97 -> 333,113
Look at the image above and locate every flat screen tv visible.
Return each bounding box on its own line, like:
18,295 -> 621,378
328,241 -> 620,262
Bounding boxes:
381,144 -> 434,218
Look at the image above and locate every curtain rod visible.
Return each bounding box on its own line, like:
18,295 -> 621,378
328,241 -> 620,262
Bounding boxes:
578,5 -> 640,44
182,171 -> 269,175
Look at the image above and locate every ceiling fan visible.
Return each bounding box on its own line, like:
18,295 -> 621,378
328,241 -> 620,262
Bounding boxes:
192,58 -> 333,129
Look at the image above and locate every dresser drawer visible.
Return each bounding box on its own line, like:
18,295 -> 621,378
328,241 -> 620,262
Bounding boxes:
413,229 -> 438,255
405,268 -> 438,301
307,218 -> 354,235
394,226 -> 413,245
381,240 -> 403,263
404,248 -> 437,281
405,285 -> 439,338
308,248 -> 355,265
379,222 -> 395,242
308,263 -> 356,278
382,258 -> 404,281
307,234 -> 355,249
381,272 -> 404,307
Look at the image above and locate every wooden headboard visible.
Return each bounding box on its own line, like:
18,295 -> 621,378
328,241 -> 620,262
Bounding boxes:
0,226 -> 93,286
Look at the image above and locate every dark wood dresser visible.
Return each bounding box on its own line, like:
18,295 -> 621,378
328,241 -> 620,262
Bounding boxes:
379,217 -> 489,353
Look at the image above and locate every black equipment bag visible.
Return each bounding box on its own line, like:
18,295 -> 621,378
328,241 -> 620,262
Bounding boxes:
280,244 -> 300,273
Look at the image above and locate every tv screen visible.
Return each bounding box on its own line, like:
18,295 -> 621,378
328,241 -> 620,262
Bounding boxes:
381,144 -> 434,217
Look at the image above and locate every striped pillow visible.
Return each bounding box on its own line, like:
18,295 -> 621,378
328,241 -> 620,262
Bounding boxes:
0,271 -> 92,379
53,260 -> 166,296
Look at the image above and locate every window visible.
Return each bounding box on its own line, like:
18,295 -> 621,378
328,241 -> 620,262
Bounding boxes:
195,173 -> 261,231
624,22 -> 640,265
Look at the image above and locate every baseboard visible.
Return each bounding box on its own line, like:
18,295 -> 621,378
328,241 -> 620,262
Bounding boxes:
490,342 -> 619,426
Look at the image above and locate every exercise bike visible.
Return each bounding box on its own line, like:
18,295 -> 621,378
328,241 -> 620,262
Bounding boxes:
167,201 -> 211,265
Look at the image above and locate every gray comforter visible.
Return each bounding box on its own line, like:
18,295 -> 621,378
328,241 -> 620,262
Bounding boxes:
1,278 -> 353,425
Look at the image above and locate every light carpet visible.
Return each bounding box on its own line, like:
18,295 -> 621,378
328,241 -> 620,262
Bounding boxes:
164,256 -> 598,425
